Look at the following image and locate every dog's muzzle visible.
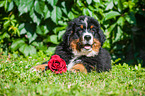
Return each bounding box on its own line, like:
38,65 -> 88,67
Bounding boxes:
82,33 -> 93,50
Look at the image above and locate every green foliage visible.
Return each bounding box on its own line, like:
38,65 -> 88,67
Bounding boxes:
0,0 -> 145,65
0,55 -> 145,95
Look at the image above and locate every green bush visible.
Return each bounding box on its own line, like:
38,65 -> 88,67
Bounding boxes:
0,0 -> 145,65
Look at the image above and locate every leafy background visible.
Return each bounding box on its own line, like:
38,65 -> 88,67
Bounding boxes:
0,0 -> 145,66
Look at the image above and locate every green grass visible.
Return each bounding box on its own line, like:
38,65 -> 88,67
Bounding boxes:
0,53 -> 145,96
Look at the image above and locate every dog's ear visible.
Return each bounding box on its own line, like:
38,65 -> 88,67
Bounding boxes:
62,21 -> 75,46
98,29 -> 106,46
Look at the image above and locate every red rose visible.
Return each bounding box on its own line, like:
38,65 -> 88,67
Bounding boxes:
47,55 -> 67,74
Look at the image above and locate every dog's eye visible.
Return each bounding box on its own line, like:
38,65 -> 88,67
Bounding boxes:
90,25 -> 95,32
91,30 -> 94,32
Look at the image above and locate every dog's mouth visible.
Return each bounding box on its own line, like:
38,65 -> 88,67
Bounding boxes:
82,44 -> 92,50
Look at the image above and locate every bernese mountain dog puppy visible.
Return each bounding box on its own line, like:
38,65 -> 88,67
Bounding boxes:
31,16 -> 111,73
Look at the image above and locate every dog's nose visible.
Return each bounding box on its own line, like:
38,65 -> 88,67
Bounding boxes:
84,35 -> 91,41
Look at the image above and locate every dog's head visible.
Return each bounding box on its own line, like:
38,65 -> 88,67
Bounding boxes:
63,16 -> 106,57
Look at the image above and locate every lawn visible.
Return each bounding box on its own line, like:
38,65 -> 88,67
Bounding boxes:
0,53 -> 145,96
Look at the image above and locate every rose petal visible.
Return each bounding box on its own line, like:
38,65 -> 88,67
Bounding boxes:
48,55 -> 67,74
51,55 -> 60,59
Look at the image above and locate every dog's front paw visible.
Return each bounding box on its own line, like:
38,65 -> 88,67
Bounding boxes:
30,64 -> 48,72
69,63 -> 87,73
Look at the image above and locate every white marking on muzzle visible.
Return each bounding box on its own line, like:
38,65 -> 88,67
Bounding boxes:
82,33 -> 93,45
84,17 -> 88,32
81,17 -> 94,45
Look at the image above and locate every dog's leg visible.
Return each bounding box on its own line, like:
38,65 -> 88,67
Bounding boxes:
30,64 -> 48,72
69,63 -> 87,73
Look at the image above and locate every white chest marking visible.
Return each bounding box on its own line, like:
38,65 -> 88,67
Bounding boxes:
67,56 -> 79,71
73,49 -> 98,57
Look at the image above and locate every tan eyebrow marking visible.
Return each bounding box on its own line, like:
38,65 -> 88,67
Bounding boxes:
80,25 -> 83,29
90,25 -> 94,29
